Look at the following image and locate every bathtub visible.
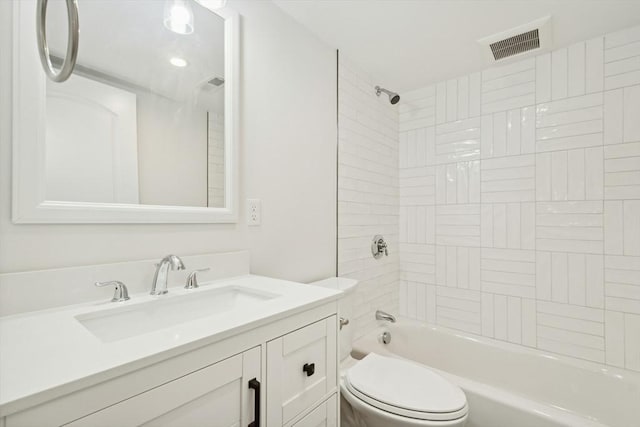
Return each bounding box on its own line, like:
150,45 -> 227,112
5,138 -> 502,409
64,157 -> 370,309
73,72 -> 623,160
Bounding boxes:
350,318 -> 640,427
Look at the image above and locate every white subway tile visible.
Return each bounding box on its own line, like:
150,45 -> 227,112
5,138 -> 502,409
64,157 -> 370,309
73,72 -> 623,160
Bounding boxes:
507,109 -> 522,155
552,252 -> 569,303
436,81 -> 446,124
586,255 -> 605,309
481,292 -> 495,337
417,284 -> 427,321
537,251 -> 552,300
585,147 -> 604,200
624,84 -> 640,142
494,294 -> 508,340
586,37 -> 605,94
457,76 -> 469,120
521,106 -> 536,154
399,281 -> 408,316
536,53 -> 552,103
567,149 -> 585,200
481,114 -> 493,159
508,296 -> 522,344
427,285 -> 437,323
446,79 -> 458,122
625,313 -> 640,370
605,25 -> 640,49
604,89 -> 624,145
552,48 -> 568,100
522,299 -> 537,347
551,151 -> 568,200
568,253 -> 586,306
605,311 -> 625,367
568,43 -> 586,97
469,72 -> 482,118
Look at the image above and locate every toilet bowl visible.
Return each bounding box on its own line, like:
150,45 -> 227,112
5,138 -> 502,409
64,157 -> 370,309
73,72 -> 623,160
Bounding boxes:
309,277 -> 468,427
340,354 -> 468,427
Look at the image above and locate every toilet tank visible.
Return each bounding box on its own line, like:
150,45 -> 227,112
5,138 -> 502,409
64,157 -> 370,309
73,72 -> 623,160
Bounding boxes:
308,277 -> 358,361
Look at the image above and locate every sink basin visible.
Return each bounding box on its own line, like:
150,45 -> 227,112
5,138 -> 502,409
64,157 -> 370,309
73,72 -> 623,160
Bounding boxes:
76,285 -> 278,342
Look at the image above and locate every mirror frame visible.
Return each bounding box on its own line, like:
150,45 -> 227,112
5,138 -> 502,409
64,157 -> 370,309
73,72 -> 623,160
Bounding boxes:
12,0 -> 239,223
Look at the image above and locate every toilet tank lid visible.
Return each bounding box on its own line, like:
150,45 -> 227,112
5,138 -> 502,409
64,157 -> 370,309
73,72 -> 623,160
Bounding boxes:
308,277 -> 358,294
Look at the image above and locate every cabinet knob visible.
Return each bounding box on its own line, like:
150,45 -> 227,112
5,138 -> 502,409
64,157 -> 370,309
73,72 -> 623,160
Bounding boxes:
302,362 -> 315,377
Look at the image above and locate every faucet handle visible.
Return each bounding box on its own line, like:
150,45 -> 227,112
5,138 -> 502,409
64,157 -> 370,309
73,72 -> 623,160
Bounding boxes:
95,281 -> 130,302
185,268 -> 210,290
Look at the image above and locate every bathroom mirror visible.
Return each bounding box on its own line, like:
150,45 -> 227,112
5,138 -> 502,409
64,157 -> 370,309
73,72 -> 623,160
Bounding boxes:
12,0 -> 239,223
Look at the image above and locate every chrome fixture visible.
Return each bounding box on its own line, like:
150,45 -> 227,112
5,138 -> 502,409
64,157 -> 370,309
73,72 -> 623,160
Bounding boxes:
376,310 -> 396,323
37,0 -> 79,82
380,331 -> 392,345
375,86 -> 400,105
95,281 -> 130,302
371,235 -> 388,260
151,255 -> 185,295
185,267 -> 210,289
339,317 -> 350,330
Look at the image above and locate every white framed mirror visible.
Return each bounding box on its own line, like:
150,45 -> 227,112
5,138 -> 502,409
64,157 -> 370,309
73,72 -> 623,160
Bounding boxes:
12,0 -> 239,223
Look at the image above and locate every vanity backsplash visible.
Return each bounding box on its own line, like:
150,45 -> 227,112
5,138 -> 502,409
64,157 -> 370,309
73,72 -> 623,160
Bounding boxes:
0,251 -> 249,317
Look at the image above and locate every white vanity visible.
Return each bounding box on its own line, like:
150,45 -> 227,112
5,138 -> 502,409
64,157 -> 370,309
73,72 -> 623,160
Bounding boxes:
0,274 -> 341,427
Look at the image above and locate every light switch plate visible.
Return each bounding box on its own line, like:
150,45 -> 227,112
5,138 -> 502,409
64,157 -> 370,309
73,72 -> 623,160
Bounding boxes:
247,199 -> 261,226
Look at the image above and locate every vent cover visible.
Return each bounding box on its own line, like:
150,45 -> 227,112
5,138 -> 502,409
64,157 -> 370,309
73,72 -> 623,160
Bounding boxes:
490,29 -> 540,60
208,77 -> 225,86
478,16 -> 552,64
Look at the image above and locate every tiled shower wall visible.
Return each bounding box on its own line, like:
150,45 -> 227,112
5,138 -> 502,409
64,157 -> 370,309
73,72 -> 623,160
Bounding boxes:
338,57 -> 400,339
207,112 -> 225,207
397,24 -> 640,371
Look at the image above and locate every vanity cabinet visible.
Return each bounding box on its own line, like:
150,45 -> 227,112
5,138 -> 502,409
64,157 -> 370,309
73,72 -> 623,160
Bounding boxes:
266,317 -> 337,426
291,395 -> 337,427
2,305 -> 339,427
66,348 -> 260,427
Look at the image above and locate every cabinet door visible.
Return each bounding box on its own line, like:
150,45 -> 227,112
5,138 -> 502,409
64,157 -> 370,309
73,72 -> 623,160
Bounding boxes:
290,395 -> 337,427
266,317 -> 337,426
65,347 -> 261,427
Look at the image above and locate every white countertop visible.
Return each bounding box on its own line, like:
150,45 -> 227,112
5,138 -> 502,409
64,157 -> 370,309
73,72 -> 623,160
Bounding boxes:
0,275 -> 341,416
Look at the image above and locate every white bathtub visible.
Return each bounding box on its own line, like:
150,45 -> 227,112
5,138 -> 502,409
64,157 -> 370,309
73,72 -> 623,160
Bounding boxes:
351,318 -> 640,427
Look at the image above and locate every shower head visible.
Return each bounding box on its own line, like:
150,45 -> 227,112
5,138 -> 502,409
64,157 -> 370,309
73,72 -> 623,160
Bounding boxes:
375,86 -> 400,105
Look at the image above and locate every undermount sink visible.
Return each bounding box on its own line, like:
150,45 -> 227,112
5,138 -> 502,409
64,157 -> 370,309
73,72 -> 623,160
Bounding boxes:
76,285 -> 279,342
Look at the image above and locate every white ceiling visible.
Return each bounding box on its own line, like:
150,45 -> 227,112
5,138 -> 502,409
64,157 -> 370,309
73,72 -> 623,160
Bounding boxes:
274,0 -> 640,93
47,0 -> 225,102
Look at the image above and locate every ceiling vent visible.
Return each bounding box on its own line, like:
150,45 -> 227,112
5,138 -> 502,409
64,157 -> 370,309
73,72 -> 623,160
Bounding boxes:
478,16 -> 552,64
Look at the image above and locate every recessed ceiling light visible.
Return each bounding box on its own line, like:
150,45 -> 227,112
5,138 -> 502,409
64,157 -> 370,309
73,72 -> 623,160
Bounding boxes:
170,57 -> 188,67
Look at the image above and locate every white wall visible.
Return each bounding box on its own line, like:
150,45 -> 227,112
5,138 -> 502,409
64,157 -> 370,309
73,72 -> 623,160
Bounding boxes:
396,24 -> 640,372
137,92 -> 209,207
337,56 -> 399,339
234,0 -> 337,284
0,0 -> 336,288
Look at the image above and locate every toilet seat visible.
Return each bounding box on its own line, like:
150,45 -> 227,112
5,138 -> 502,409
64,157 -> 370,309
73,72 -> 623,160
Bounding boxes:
343,353 -> 468,422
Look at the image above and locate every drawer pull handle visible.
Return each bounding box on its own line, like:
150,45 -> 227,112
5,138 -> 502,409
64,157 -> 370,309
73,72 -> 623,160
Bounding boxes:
303,362 -> 315,377
248,378 -> 261,427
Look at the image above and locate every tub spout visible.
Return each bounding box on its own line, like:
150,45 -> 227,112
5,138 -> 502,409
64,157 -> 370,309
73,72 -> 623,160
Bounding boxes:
376,310 -> 396,323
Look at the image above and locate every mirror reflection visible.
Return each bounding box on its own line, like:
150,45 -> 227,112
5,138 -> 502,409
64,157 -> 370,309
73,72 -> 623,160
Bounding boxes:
44,0 -> 226,208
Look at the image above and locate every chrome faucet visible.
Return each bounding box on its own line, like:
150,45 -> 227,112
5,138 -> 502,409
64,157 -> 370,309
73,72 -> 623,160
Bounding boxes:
151,255 -> 185,295
376,310 -> 396,323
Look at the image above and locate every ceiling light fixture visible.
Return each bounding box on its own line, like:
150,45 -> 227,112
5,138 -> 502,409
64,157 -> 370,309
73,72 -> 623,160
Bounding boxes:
194,0 -> 227,11
163,0 -> 195,35
170,57 -> 188,67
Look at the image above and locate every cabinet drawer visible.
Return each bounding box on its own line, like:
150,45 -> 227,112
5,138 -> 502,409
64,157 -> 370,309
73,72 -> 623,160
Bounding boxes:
266,316 -> 337,426
290,394 -> 337,427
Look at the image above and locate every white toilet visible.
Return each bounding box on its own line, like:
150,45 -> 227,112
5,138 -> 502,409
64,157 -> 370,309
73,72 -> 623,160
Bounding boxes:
310,278 -> 468,427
